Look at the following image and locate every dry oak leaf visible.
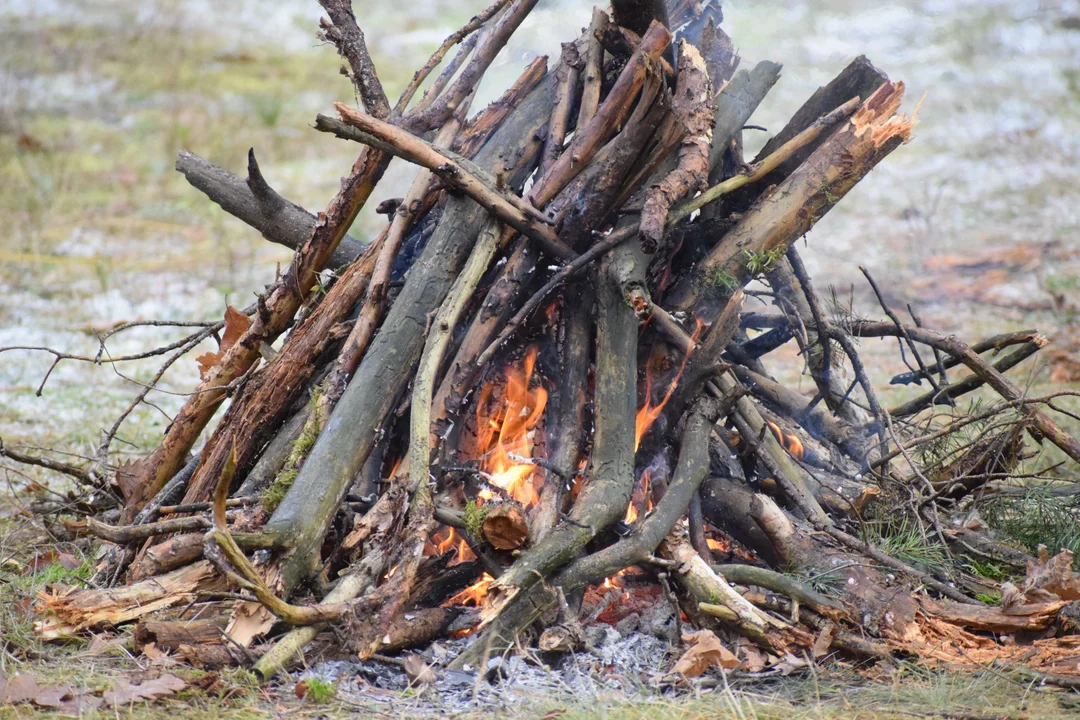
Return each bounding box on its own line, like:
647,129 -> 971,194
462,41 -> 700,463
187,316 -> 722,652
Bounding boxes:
196,306 -> 251,380
672,629 -> 740,678
102,673 -> 187,706
115,458 -> 146,505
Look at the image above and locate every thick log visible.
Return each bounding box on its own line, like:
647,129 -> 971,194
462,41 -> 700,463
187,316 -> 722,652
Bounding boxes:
531,287 -> 593,543
737,54 -> 889,202
175,150 -> 366,270
134,617 -> 229,653
264,68 -> 562,595
482,503 -> 530,550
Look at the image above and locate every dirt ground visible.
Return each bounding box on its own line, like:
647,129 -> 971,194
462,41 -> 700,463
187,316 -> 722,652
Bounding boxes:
2,0 -> 1080,717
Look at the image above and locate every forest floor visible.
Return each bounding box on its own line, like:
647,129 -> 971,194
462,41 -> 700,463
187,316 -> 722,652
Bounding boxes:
2,0 -> 1080,717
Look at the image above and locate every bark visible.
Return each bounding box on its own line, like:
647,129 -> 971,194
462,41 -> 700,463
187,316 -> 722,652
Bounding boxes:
531,287 -> 593,543
36,561 -> 221,640
134,617 -> 229,653
611,0 -> 670,38
575,8 -> 607,130
639,41 -> 713,253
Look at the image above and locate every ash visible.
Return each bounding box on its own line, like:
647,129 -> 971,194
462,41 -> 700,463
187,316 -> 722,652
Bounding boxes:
297,627 -> 701,717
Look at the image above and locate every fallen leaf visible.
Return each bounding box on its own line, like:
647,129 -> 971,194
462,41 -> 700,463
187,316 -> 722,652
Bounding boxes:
404,654 -> 436,685
1022,547 -> 1080,603
102,674 -> 187,706
142,642 -> 177,666
812,623 -> 835,659
737,637 -> 767,672
196,306 -> 251,380
27,551 -> 60,572
0,674 -> 43,704
672,629 -> 740,678
775,652 -> 809,676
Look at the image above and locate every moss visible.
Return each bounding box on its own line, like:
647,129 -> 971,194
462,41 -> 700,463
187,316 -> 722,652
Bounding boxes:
462,499 -> 489,540
261,467 -> 297,512
301,677 -> 336,703
261,388 -> 324,512
741,247 -> 786,277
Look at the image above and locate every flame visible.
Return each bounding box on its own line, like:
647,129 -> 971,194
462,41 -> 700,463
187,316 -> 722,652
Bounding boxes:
765,421 -> 805,461
443,573 -> 494,607
474,346 -> 548,507
634,319 -> 704,450
623,471 -> 651,524
706,537 -> 730,552
425,526 -> 477,565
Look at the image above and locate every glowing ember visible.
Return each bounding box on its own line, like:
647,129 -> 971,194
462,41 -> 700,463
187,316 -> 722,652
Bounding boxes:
473,345 -> 548,507
634,319 -> 704,451
443,573 -> 494,607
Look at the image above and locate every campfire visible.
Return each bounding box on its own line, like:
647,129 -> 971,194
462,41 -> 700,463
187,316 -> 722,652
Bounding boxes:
11,0 -> 1080,695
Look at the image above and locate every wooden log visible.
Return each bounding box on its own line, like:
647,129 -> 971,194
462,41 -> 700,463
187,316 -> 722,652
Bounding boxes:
732,54 -> 889,208
35,561 -> 221,640
175,150 -> 366,270
134,617 -> 229,653
482,503 -> 529,550
531,286 -> 592,543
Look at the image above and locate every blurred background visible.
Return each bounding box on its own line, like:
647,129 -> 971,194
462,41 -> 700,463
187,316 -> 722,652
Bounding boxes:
1,0 -> 1078,468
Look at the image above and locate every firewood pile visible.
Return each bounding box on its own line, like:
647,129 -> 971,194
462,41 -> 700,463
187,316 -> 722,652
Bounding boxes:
13,0 -> 1080,689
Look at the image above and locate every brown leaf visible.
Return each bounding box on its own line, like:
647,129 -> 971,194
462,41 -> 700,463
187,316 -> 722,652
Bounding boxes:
403,654 -> 436,686
102,674 -> 187,706
737,637 -> 767,672
27,551 -> 59,572
294,680 -> 309,699
1022,547 -> 1080,603
115,458 -> 146,505
0,674 -> 43,704
672,629 -> 740,678
197,306 -> 251,380
812,623 -> 835,659
142,642 -> 177,666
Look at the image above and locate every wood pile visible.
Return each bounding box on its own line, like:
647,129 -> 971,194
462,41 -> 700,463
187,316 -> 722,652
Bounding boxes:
12,0 -> 1080,687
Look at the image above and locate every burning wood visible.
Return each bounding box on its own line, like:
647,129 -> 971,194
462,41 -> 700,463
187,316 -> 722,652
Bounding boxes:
10,0 -> 1080,697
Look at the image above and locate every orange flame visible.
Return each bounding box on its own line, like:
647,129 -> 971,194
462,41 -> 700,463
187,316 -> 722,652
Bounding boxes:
443,573 -> 494,607
474,346 -> 548,507
425,526 -> 477,565
634,319 -> 704,450
765,421 -> 805,461
623,471 -> 651,524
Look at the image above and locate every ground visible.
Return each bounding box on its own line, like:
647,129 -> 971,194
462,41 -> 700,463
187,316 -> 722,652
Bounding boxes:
2,0 -> 1080,717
